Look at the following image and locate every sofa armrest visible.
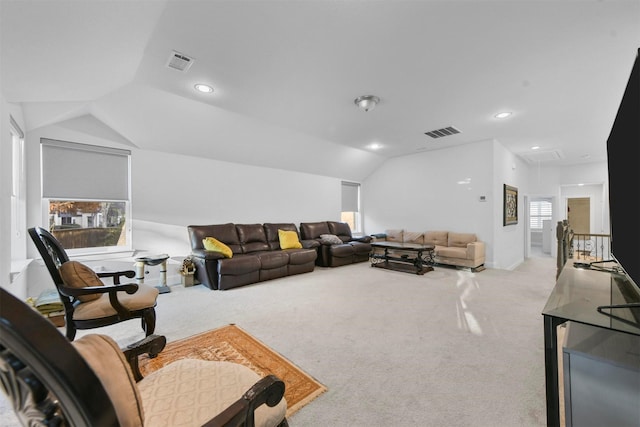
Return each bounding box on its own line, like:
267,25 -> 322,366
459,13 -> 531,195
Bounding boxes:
370,233 -> 387,241
351,235 -> 372,243
191,249 -> 225,260
467,241 -> 485,260
301,239 -> 321,249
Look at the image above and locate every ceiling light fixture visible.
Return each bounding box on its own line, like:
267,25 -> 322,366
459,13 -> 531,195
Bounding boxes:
368,143 -> 382,150
494,112 -> 512,119
354,95 -> 380,112
194,84 -> 213,93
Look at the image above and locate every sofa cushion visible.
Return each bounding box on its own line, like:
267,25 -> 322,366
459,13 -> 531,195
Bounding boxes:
329,244 -> 355,258
288,248 -> 317,265
423,231 -> 448,246
319,234 -> 342,245
256,251 -> 289,269
59,261 -> 104,302
264,223 -> 300,250
385,229 -> 404,242
278,229 -> 302,249
217,256 -> 261,275
448,232 -> 477,248
300,222 -> 331,240
402,231 -> 424,244
236,224 -> 270,253
327,221 -> 352,240
203,237 -> 233,258
189,223 -> 242,254
436,246 -> 467,259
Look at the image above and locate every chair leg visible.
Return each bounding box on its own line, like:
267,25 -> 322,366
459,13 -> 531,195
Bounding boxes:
66,323 -> 77,341
142,309 -> 156,336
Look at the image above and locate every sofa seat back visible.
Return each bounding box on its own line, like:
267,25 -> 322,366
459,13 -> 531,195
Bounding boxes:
300,221 -> 331,240
236,223 -> 270,253
448,232 -> 477,248
327,221 -> 353,242
263,223 -> 302,250
188,223 -> 242,255
423,231 -> 449,247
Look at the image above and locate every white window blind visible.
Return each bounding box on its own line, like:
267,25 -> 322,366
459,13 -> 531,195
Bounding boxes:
41,139 -> 130,200
530,200 -> 552,229
341,181 -> 360,212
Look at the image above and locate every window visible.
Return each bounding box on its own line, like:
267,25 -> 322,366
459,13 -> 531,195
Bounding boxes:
41,139 -> 131,254
530,199 -> 552,230
341,181 -> 361,233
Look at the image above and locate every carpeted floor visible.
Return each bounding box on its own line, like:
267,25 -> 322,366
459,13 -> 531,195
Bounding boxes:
1,255 -> 556,426
138,324 -> 327,417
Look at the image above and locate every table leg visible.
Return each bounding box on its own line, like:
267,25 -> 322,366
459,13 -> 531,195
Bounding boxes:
135,261 -> 145,284
159,260 -> 167,286
544,315 -> 566,427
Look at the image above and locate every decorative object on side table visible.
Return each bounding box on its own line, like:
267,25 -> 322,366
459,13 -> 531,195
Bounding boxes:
503,184 -> 518,226
179,256 -> 196,287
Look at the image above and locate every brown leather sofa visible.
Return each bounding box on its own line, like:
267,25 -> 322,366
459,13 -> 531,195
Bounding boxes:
188,223 -> 318,290
299,221 -> 372,267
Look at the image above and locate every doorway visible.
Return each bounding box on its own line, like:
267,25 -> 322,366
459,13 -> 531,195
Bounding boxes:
567,197 -> 590,234
529,197 -> 554,257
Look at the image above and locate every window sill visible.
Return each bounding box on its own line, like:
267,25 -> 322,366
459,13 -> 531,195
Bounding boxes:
10,259 -> 33,283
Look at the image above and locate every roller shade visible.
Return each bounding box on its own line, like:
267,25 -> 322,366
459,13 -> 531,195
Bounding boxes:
341,181 -> 360,212
41,139 -> 130,200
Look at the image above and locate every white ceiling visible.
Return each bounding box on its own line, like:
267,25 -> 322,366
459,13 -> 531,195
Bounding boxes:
2,0 -> 639,180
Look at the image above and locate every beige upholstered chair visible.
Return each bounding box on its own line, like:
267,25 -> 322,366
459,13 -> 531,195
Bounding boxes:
0,287 -> 288,427
28,226 -> 159,340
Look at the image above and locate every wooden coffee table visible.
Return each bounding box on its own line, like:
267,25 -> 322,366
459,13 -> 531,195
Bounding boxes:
370,241 -> 435,275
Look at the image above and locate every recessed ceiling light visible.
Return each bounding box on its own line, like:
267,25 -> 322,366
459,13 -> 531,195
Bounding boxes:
531,146 -> 540,150
494,112 -> 512,119
368,143 -> 382,150
194,84 -> 213,93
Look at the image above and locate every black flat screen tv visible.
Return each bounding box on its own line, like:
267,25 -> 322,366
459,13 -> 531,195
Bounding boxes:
606,48 -> 640,291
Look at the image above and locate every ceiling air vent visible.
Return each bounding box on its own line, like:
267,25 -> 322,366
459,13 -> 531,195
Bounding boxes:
166,51 -> 194,72
521,149 -> 564,163
424,126 -> 461,139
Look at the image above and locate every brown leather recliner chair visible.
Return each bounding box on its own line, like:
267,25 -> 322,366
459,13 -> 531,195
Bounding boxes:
299,221 -> 372,267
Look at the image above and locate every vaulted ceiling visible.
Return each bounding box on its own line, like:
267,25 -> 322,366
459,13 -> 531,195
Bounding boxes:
2,1 -> 639,180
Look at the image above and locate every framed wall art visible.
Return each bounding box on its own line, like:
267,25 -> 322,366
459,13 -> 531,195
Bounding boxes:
503,184 -> 518,226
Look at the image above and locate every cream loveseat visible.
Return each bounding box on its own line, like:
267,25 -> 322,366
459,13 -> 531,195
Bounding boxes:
372,229 -> 486,271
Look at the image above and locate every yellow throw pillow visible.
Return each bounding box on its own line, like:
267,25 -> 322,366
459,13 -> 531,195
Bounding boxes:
278,229 -> 302,249
202,237 -> 233,258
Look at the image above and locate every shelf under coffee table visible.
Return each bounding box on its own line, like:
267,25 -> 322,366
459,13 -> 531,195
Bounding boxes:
370,241 -> 435,275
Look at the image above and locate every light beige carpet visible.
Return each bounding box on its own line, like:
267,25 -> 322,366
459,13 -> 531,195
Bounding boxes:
138,324 -> 327,417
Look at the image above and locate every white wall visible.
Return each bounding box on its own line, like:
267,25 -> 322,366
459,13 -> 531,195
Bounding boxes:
130,149 -> 342,255
24,122 -> 343,260
491,140 -> 529,270
526,161 -> 609,251
363,140 -> 496,265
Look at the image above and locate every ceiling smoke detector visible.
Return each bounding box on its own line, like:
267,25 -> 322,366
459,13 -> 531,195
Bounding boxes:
424,126 -> 461,139
166,51 -> 194,72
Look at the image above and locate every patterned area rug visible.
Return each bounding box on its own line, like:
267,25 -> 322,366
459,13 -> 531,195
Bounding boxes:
138,324 -> 326,417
